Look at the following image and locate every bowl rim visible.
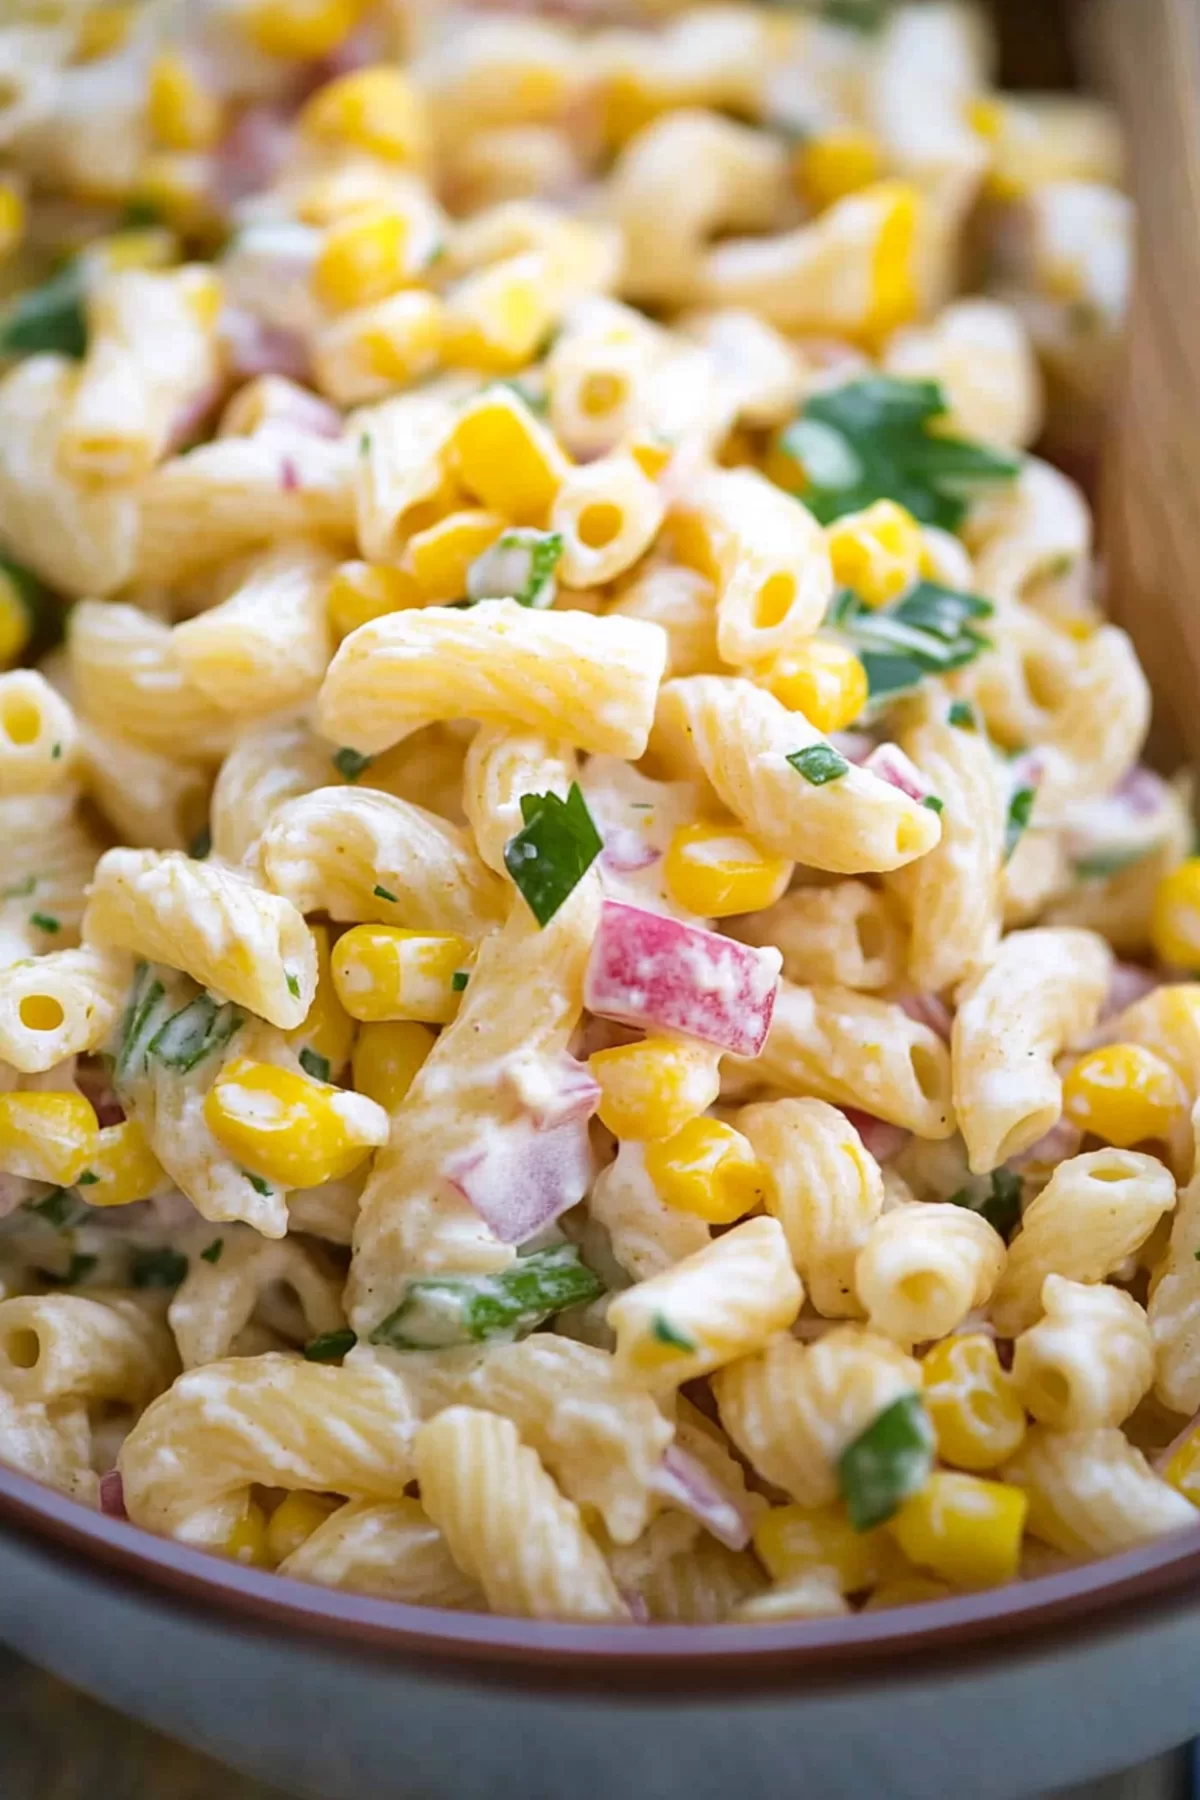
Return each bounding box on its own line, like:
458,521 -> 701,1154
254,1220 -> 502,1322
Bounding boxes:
2,1461 -> 1200,1688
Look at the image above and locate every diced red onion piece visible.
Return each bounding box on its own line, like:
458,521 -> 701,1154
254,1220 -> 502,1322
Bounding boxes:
213,105 -> 294,206
864,742 -> 936,804
279,455 -> 300,493
1009,1116 -> 1083,1172
445,1114 -> 593,1245
618,1585 -> 651,1623
1010,749 -> 1047,793
827,730 -> 875,765
1103,961 -> 1159,1021
503,1051 -> 601,1131
839,1106 -> 910,1164
601,827 -> 661,875
99,1470 -> 127,1518
650,1444 -> 755,1551
221,309 -> 311,384
75,1060 -> 124,1128
585,899 -> 780,1057
896,992 -> 952,1042
166,382 -> 223,455
1114,766 -> 1168,818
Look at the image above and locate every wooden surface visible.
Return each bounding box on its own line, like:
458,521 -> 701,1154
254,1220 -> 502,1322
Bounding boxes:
0,1645 -> 1187,1800
1091,0 -> 1200,771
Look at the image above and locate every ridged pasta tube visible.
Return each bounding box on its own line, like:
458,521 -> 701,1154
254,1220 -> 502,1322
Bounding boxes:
731,881 -> 907,991
261,785 -> 506,939
84,849 -> 317,1030
172,541 -> 336,719
0,789 -> 104,961
589,1138 -> 710,1283
737,1098 -> 883,1317
210,716 -> 337,870
1003,1425 -> 1193,1556
318,598 -> 667,758
119,1352 -> 419,1547
652,677 -> 942,872
279,1497 -> 483,1608
854,1203 -> 1006,1344
0,1294 -> 176,1409
952,928 -> 1111,1172
0,945 -> 131,1073
713,1327 -> 921,1508
990,1149 -> 1176,1336
0,1386 -> 95,1506
76,716 -> 210,853
1147,1107 -> 1200,1413
167,1228 -> 345,1370
69,601 -> 234,764
462,727 -> 577,876
0,670 -> 77,797
414,1406 -> 628,1620
1012,1276 -> 1153,1430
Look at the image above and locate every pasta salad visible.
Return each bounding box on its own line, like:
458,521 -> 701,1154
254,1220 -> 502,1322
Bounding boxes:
0,0 -> 1191,1627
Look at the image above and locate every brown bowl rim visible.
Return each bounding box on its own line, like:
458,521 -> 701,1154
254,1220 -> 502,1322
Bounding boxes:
3,1462 -> 1200,1689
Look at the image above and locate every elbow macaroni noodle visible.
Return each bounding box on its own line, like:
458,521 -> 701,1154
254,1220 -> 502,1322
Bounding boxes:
0,0 -> 1191,1624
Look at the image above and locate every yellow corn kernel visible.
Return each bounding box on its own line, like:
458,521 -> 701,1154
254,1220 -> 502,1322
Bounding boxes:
1062,1042 -> 1186,1149
644,1117 -> 765,1224
331,925 -> 472,1026
74,4 -> 135,61
794,130 -> 883,213
449,388 -> 568,525
85,1119 -> 165,1208
441,254 -> 558,376
0,182 -> 25,261
300,66 -> 428,165
754,1503 -> 900,1595
0,568 -> 32,668
245,0 -> 366,59
312,207 -> 422,313
287,923 -> 355,1079
403,510 -> 506,604
863,179 -> 922,347
351,1020 -> 435,1113
222,1500 -> 271,1568
889,1471 -> 1027,1590
827,499 -> 924,609
326,561 -> 423,638
758,640 -> 869,734
89,226 -> 180,275
265,1490 -> 342,1563
922,1333 -> 1027,1472
588,1038 -> 720,1143
862,1574 -> 952,1611
663,823 -> 792,919
147,52 -> 224,153
1163,1426 -> 1200,1507
0,1091 -> 99,1186
1152,858 -> 1200,971
348,290 -> 444,388
627,434 -> 673,482
204,1058 -> 388,1190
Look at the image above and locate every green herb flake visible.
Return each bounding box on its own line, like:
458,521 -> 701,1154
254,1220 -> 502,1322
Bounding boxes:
779,376 -> 1020,530
244,1172 -> 272,1197
451,970 -> 469,992
299,1047 -> 331,1083
51,742 -> 61,760
467,528 -> 563,609
0,261 -> 88,360
948,700 -> 977,730
503,782 -> 603,928
114,964 -> 168,1085
838,1391 -> 934,1531
188,826 -> 212,861
358,432 -> 371,456
1005,785 -> 1037,861
26,1188 -> 88,1230
651,1313 -> 696,1352
333,746 -> 373,782
304,1327 -> 358,1363
29,913 -> 60,934
119,199 -> 163,229
131,1248 -> 189,1290
2,874 -> 36,900
41,1252 -> 98,1287
373,884 -> 398,903
947,1167 -> 1024,1242
76,1170 -> 98,1186
0,554 -> 58,657
146,992 -> 242,1075
787,744 -> 849,786
922,794 -> 945,814
200,1238 -> 224,1265
369,1245 -> 604,1352
285,971 -> 301,999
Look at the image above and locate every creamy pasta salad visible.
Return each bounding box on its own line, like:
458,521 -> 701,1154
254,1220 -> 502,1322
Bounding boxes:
0,0 -> 1188,1627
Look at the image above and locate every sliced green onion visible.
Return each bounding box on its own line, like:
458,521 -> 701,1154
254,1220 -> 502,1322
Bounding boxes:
303,1327 -> 358,1362
787,744 -> 849,785
368,1245 -> 604,1351
838,1391 -> 934,1531
299,1047 -> 331,1083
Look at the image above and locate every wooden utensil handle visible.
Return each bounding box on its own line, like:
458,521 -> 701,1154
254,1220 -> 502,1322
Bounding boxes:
1091,0 -> 1200,769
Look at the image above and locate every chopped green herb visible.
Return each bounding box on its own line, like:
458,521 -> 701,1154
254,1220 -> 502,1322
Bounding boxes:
787,744 -> 849,785
244,1172 -> 272,1197
651,1313 -> 696,1352
333,746 -> 373,781
1,874 -> 36,900
947,1167 -> 1024,1242
26,1188 -> 89,1230
114,964 -> 168,1085
821,0 -> 894,26
1005,785 -> 1037,861
467,528 -> 563,609
76,1170 -> 98,1186
200,1238 -> 224,1264
146,992 -> 243,1074
131,1248 -> 189,1289
373,884 -> 398,902
41,1252 -> 98,1287
358,432 -> 371,456
285,971 -> 301,999
450,969 -> 469,992
188,826 -> 212,861
119,199 -> 163,229
51,742 -> 61,760
504,782 -> 603,928
0,261 -> 88,360
304,1327 -> 358,1362
29,913 -> 60,934
299,1047 -> 331,1083
1072,846 -> 1153,881
369,1245 -> 603,1351
948,700 -> 977,730
922,794 -> 945,814
838,1391 -> 934,1531
779,376 -> 1020,529
830,583 -> 993,705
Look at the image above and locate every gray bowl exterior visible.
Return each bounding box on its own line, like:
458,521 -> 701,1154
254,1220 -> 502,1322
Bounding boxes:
1,1516 -> 1199,1800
